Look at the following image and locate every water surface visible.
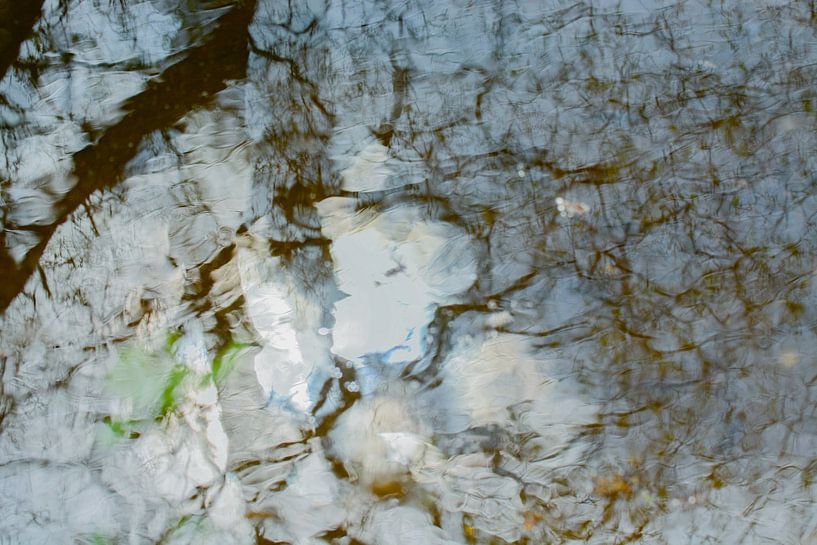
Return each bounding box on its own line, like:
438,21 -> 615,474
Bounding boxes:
1,1 -> 817,544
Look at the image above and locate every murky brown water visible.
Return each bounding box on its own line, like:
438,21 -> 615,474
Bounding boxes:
2,1 -> 817,544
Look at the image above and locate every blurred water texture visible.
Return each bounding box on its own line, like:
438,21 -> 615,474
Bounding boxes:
2,1 -> 817,544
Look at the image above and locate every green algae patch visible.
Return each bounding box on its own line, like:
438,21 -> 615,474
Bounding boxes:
106,332 -> 191,422
211,340 -> 253,384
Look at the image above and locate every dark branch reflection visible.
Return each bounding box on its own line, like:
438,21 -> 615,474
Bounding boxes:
1,1 -> 817,544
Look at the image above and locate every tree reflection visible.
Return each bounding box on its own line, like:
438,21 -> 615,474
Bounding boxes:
1,1 -> 817,544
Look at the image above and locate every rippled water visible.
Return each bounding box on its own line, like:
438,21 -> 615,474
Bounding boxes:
2,1 -> 817,544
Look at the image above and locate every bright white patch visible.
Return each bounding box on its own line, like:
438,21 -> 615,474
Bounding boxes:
345,380 -> 360,392
237,247 -> 313,411
555,196 -> 590,217
193,383 -> 220,406
340,142 -> 392,192
330,393 -> 428,485
318,203 -> 476,364
205,407 -> 230,472
441,334 -> 542,428
174,321 -> 210,374
380,432 -> 429,466
485,310 -> 514,328
208,474 -> 251,531
255,446 -> 347,543
354,504 -> 462,545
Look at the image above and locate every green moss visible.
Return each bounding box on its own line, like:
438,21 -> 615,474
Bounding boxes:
108,346 -> 173,418
102,416 -> 141,439
88,534 -> 116,545
159,365 -> 189,418
108,334 -> 191,421
211,340 -> 251,383
164,329 -> 184,354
